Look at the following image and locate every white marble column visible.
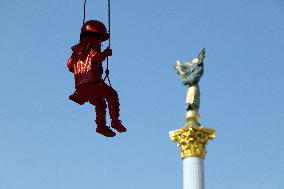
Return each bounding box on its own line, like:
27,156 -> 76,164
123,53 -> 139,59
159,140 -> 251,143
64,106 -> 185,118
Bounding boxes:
183,157 -> 204,189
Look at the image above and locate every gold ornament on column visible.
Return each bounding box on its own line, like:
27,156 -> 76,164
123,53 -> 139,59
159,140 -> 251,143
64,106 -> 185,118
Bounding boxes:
169,124 -> 215,159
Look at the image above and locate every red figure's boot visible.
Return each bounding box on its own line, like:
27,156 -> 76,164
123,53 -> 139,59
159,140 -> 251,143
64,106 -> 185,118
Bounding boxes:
111,119 -> 126,133
96,126 -> 116,137
95,117 -> 116,137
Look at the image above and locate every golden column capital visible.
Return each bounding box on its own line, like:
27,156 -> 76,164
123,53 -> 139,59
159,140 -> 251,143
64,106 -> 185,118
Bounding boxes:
169,123 -> 215,159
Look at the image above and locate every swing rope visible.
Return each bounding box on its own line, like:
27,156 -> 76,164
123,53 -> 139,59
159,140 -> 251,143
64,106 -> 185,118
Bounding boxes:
83,0 -> 87,24
104,0 -> 112,86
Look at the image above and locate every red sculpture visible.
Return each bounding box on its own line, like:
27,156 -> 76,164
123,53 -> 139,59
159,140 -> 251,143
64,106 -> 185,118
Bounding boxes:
67,20 -> 126,137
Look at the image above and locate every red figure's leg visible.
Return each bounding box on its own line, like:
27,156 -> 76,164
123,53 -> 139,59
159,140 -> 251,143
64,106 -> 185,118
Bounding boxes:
98,83 -> 120,120
99,82 -> 127,132
89,97 -> 107,127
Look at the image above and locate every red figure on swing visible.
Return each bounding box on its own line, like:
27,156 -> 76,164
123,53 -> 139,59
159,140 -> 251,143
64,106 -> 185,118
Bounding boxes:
67,20 -> 126,137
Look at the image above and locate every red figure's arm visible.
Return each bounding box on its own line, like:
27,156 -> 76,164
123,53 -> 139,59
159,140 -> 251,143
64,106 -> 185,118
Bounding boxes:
67,54 -> 76,73
99,47 -> 112,63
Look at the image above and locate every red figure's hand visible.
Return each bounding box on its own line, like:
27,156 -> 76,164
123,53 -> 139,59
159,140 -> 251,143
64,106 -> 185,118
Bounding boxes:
99,47 -> 112,62
105,47 -> 112,57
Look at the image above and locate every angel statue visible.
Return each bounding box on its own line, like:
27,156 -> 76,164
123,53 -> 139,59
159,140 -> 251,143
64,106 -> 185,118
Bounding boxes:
175,48 -> 205,123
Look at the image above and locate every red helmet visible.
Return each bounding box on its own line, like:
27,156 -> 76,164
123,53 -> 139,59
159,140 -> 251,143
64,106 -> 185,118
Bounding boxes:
80,20 -> 109,41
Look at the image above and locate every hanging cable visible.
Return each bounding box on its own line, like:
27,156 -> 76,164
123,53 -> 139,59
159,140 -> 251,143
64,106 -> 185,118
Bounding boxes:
107,0 -> 111,47
104,0 -> 112,86
83,0 -> 87,24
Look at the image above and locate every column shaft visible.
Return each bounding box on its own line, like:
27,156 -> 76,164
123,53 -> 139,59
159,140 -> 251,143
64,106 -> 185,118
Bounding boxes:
183,157 -> 204,189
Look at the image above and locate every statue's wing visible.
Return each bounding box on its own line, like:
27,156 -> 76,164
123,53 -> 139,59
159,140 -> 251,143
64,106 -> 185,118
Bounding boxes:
175,60 -> 188,76
186,48 -> 206,66
197,48 -> 206,64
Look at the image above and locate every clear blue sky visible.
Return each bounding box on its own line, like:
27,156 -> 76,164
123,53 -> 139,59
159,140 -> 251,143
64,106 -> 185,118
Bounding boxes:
0,0 -> 283,188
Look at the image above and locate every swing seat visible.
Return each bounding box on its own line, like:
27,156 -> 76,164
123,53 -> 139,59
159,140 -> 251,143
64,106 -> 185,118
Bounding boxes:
69,83 -> 103,105
69,92 -> 87,105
